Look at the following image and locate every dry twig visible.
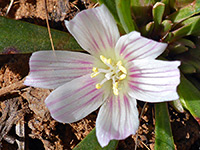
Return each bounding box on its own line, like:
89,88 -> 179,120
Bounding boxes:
0,78 -> 26,97
0,98 -> 25,142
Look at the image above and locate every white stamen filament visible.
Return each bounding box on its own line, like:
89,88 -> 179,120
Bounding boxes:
91,55 -> 127,95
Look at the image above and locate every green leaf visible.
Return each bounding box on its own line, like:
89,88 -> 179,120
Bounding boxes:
163,32 -> 174,42
155,102 -> 175,150
172,0 -> 195,9
98,0 -> 121,25
175,38 -> 200,74
132,0 -> 158,6
141,21 -> 154,36
161,20 -> 172,34
176,38 -> 196,48
168,1 -> 200,23
73,128 -> 118,150
160,20 -> 172,40
171,16 -> 200,41
179,62 -> 196,74
0,16 -> 82,53
176,50 -> 200,73
161,0 -> 169,6
168,38 -> 195,55
153,2 -> 165,26
161,0 -> 170,6
178,75 -> 200,123
161,0 -> 175,15
131,0 -> 155,26
168,43 -> 188,55
115,0 -> 138,33
186,58 -> 200,73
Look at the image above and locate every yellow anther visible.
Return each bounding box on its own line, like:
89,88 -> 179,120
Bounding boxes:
113,82 -> 119,95
96,83 -> 102,89
116,60 -> 127,74
119,74 -> 126,80
113,88 -> 119,95
113,82 -> 118,88
91,72 -> 99,78
92,67 -> 98,72
107,58 -> 112,64
116,60 -> 122,66
92,56 -> 127,96
100,55 -> 107,64
119,65 -> 127,74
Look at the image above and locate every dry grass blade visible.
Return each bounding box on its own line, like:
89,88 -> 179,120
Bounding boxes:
44,0 -> 55,51
6,0 -> 15,15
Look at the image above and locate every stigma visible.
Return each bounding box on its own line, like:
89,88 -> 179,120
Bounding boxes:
91,55 -> 127,95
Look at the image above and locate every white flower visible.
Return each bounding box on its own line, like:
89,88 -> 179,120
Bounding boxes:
24,4 -> 180,147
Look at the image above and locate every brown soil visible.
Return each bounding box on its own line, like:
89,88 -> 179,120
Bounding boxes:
0,0 -> 200,150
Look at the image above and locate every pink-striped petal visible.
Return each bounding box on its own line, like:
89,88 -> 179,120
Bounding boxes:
115,31 -> 167,61
65,4 -> 120,57
127,60 -> 181,102
45,74 -> 109,123
24,51 -> 95,89
96,94 -> 139,147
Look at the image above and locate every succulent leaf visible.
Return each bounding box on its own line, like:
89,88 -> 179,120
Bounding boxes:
171,16 -> 200,41
168,1 -> 200,23
168,43 -> 188,55
176,38 -> 196,48
0,16 -> 81,53
155,102 -> 175,150
180,62 -> 196,74
141,21 -> 154,36
115,0 -> 138,33
99,0 -> 121,25
161,20 -> 172,36
153,2 -> 165,26
172,0 -> 196,9
73,128 -> 118,150
178,75 -> 200,125
131,0 -> 154,25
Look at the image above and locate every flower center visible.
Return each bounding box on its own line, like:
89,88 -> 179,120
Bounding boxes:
91,55 -> 127,95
